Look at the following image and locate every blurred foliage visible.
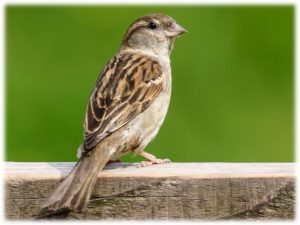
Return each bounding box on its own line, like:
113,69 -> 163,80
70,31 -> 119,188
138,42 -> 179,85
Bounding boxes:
5,6 -> 294,162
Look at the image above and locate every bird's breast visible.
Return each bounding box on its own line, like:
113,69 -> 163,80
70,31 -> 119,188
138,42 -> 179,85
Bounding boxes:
133,68 -> 172,149
109,57 -> 172,158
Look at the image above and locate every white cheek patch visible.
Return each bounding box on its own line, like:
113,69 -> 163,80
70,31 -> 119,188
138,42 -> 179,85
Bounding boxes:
157,35 -> 164,42
152,19 -> 165,42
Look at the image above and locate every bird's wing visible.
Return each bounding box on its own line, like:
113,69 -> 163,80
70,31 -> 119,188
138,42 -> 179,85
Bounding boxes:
83,52 -> 163,151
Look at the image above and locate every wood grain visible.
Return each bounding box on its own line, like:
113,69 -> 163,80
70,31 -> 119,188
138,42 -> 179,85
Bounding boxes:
5,162 -> 295,220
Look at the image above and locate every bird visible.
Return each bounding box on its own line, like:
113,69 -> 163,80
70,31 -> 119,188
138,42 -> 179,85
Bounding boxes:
40,13 -> 186,215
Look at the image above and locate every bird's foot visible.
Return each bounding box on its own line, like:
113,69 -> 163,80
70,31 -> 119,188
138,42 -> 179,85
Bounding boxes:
137,151 -> 170,168
137,158 -> 171,168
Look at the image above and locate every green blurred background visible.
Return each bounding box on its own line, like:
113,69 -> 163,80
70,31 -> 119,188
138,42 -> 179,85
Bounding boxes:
5,5 -> 294,162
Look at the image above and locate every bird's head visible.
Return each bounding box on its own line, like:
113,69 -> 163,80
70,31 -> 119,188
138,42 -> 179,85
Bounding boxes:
121,13 -> 187,56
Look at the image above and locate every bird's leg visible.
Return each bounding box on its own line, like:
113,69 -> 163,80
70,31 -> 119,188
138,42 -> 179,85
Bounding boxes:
137,151 -> 171,168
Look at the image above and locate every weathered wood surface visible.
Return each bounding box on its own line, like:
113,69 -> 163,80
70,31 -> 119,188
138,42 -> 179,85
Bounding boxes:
5,162 -> 295,220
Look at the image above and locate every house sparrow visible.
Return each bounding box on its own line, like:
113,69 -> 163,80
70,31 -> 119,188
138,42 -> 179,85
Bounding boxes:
40,13 -> 186,214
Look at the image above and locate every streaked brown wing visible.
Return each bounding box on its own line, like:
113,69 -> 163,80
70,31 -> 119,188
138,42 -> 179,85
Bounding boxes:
83,52 -> 163,150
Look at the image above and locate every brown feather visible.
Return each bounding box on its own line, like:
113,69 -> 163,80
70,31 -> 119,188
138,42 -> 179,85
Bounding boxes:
83,52 -> 163,151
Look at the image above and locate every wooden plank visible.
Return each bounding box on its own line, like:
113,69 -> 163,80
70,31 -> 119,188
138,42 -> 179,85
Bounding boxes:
5,162 -> 295,220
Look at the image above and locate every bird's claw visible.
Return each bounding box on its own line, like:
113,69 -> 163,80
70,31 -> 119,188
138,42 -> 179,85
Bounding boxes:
137,158 -> 171,168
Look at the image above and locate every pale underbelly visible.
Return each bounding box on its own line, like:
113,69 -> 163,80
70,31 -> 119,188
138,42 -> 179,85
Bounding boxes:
110,91 -> 171,159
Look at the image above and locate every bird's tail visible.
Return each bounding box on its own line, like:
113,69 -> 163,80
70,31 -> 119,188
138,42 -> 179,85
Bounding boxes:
39,143 -> 112,216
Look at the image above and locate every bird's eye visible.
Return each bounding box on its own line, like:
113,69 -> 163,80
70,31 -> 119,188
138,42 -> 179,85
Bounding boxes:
147,22 -> 157,30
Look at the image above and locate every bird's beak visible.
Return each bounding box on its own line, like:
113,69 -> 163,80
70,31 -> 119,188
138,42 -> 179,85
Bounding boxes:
165,22 -> 187,37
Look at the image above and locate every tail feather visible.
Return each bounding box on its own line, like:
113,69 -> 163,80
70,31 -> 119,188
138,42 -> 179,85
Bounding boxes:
40,144 -> 112,215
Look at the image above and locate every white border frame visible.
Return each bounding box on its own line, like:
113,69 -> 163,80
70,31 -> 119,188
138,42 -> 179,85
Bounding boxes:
0,1 -> 298,224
